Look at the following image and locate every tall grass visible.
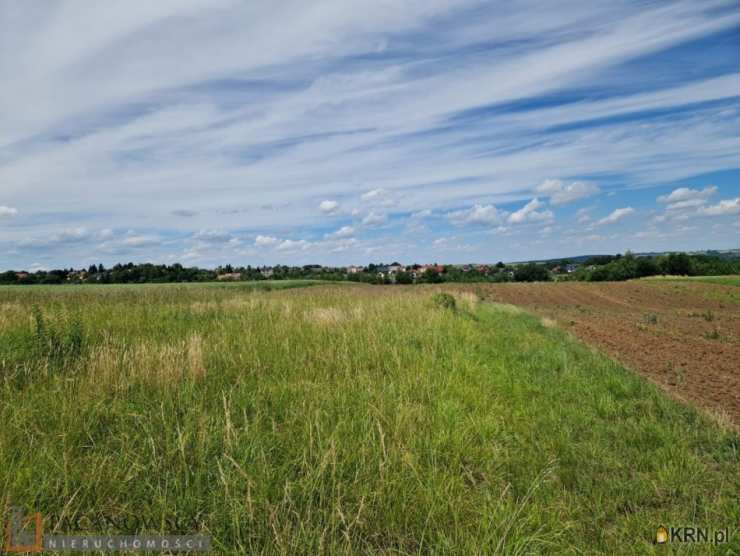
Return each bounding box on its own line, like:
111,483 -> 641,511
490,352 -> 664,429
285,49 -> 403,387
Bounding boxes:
0,284 -> 737,554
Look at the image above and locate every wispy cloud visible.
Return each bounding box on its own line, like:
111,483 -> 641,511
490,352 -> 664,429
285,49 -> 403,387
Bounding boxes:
326,225 -> 355,239
276,239 -> 311,252
1,1 -> 739,267
361,211 -> 387,227
508,198 -> 553,224
536,180 -> 600,205
596,207 -> 635,226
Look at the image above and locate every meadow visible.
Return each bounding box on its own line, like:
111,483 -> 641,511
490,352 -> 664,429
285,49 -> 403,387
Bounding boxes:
0,283 -> 737,554
642,275 -> 740,287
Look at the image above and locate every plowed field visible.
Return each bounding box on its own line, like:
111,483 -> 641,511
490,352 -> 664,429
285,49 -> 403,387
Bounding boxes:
473,280 -> 740,424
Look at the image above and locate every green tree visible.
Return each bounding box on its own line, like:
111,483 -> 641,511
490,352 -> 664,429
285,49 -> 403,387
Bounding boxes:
395,271 -> 413,284
514,263 -> 551,282
658,252 -> 694,276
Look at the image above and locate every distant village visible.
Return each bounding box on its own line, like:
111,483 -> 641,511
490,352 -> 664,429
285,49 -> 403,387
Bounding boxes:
1,260 -> 577,285
218,261 -> 582,283
2,250 -> 738,285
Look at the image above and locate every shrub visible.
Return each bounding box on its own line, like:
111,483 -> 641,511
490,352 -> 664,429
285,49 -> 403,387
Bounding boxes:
420,269 -> 444,284
432,292 -> 456,311
32,305 -> 86,365
514,263 -> 551,282
395,271 -> 413,284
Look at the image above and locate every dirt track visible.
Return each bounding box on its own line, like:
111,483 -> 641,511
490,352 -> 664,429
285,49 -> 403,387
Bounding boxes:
472,281 -> 740,425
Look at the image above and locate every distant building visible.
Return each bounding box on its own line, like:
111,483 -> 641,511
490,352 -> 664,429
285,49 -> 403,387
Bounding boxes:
260,267 -> 274,278
217,272 -> 242,281
67,270 -> 88,282
346,265 -> 364,274
420,264 -> 444,274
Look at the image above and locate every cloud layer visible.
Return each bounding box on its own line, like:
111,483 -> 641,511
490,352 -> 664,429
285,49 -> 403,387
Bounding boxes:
1,1 -> 739,268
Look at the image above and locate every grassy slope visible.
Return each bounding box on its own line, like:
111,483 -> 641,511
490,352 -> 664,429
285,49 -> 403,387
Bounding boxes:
0,285 -> 737,554
642,275 -> 740,287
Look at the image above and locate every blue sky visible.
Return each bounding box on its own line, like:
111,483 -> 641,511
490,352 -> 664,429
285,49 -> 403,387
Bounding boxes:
1,1 -> 739,270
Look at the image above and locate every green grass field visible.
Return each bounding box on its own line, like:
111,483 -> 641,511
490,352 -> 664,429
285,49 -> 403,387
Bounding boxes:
642,275 -> 740,287
0,278 -> 341,295
1,284 -> 737,554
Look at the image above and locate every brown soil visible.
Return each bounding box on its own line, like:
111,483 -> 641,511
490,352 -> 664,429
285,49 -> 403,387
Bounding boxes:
467,281 -> 740,425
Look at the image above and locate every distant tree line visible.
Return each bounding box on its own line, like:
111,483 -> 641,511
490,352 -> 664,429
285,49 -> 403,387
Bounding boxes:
1,252 -> 738,286
0,262 -> 347,285
571,252 -> 740,282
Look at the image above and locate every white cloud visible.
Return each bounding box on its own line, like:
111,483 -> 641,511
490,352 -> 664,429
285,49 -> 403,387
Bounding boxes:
361,211 -> 387,227
55,228 -> 89,243
326,225 -> 354,239
254,235 -> 279,247
651,187 -> 740,224
17,227 -> 90,248
361,189 -> 384,202
665,198 -> 707,211
657,186 -> 717,204
361,188 -> 396,207
507,198 -> 553,224
123,235 -> 159,247
698,197 -> 740,216
193,229 -> 231,243
326,237 -> 357,252
596,207 -> 635,225
276,239 -> 311,252
633,228 -> 669,240
0,206 -> 18,217
319,200 -> 340,215
576,207 -> 591,224
448,204 -> 505,226
536,179 -> 599,205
